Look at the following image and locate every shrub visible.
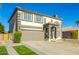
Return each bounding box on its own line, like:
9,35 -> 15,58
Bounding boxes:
0,23 -> 4,33
14,31 -> 22,43
71,30 -> 78,39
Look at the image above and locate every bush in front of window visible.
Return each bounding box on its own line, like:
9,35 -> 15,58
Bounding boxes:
13,31 -> 22,43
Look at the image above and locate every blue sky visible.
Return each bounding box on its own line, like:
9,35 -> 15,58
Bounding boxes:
0,3 -> 79,31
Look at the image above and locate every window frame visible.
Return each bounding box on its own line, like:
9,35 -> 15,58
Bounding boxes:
23,12 -> 33,22
34,15 -> 43,24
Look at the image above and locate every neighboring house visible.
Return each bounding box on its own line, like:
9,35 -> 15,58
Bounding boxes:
8,7 -> 62,41
62,27 -> 79,39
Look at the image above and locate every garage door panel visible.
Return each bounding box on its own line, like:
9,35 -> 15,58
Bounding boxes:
21,30 -> 44,41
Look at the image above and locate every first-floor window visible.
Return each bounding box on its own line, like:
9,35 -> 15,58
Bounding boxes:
44,18 -> 46,24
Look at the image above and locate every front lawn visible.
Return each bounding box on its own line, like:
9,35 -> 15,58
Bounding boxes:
0,46 -> 8,55
13,45 -> 37,55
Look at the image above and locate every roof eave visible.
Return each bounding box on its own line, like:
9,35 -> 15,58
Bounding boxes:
8,7 -> 63,23
8,8 -> 19,23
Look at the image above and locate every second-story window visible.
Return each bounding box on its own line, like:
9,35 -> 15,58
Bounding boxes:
44,18 -> 46,24
35,15 -> 43,23
24,12 -> 33,22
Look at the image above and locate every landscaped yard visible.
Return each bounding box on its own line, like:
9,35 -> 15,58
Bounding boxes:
13,45 -> 37,55
0,46 -> 8,55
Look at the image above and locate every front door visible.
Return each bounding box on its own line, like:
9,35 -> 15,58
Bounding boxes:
44,28 -> 49,40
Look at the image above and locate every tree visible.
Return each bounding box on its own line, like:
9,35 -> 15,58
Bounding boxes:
0,23 -> 4,33
75,20 -> 79,26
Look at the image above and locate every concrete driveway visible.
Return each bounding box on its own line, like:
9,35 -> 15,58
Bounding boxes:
22,40 -> 79,55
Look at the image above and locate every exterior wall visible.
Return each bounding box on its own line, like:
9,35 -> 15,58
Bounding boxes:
9,9 -> 62,41
17,10 -> 62,41
17,10 -> 43,31
17,10 -> 44,41
9,13 -> 17,40
19,11 -> 43,27
9,13 -> 17,33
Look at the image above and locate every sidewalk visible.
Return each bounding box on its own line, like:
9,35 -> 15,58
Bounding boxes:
4,40 -> 18,55
22,42 -> 47,55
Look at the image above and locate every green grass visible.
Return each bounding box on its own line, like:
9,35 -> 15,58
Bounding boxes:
13,45 -> 37,55
0,46 -> 8,55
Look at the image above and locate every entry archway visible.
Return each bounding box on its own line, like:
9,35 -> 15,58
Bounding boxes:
43,22 -> 57,41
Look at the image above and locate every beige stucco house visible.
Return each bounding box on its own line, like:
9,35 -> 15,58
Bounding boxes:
8,7 -> 62,41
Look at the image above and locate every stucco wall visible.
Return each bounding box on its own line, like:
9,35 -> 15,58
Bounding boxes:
9,13 -> 17,33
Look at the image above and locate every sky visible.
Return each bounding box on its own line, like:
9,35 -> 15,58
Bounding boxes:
0,3 -> 79,31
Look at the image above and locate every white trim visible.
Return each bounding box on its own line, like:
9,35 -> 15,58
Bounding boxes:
21,27 -> 42,31
21,21 -> 43,27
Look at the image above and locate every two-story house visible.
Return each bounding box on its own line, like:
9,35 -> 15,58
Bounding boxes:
8,7 -> 62,41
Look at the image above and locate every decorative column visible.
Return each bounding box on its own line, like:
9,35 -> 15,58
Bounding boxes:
53,30 -> 55,40
49,25 -> 51,41
60,23 -> 62,39
56,23 -> 62,40
54,26 -> 56,40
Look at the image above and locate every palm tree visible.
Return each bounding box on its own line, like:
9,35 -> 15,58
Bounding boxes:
75,20 -> 79,26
